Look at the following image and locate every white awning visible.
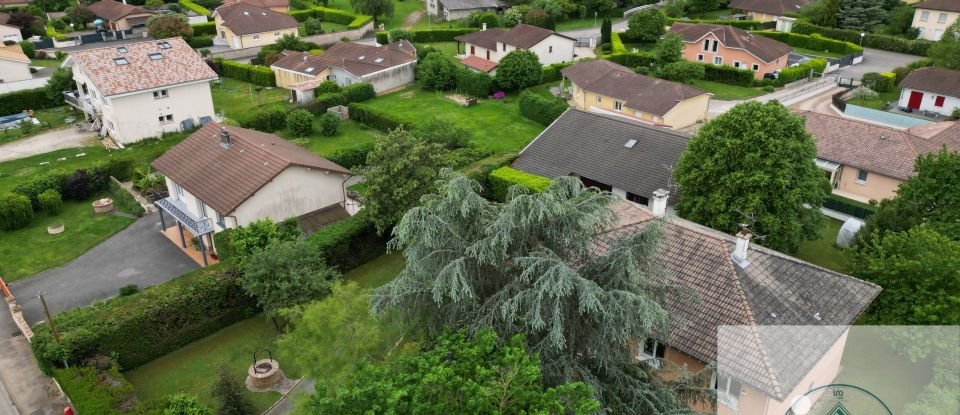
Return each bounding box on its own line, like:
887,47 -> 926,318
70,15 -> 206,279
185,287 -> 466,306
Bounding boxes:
815,158 -> 840,172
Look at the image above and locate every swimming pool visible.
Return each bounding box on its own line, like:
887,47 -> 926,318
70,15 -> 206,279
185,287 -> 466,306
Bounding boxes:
0,112 -> 29,129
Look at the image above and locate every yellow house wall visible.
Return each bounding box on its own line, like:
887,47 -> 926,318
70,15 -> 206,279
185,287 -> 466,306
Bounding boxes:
273,66 -> 330,89
215,15 -> 298,49
568,81 -> 707,129
662,93 -> 710,129
835,165 -> 902,203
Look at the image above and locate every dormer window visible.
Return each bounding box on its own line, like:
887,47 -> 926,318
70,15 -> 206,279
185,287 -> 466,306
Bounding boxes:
114,57 -> 129,65
148,52 -> 164,60
158,41 -> 172,49
117,46 -> 127,53
305,67 -> 315,72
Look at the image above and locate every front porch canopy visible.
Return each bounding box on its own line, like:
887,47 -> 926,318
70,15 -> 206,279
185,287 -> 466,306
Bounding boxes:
155,196 -> 215,266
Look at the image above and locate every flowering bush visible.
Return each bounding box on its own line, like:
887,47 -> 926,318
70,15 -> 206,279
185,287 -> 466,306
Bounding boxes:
492,91 -> 505,100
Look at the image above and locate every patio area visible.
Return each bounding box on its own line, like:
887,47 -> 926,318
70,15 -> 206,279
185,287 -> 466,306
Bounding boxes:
160,225 -> 218,267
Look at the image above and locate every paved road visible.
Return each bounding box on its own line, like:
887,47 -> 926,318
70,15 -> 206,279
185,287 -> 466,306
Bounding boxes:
9,212 -> 198,324
837,47 -> 920,79
0,128 -> 97,163
789,86 -> 847,114
560,18 -> 627,39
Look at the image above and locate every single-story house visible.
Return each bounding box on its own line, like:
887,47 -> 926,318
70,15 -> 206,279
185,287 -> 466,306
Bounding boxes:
0,21 -> 22,43
726,0 -> 811,22
454,23 -> 576,73
512,109 -> 690,207
898,66 -> 960,117
561,59 -> 711,129
669,22 -> 792,80
912,0 -> 960,41
61,38 -> 218,144
213,2 -> 299,50
151,122 -> 352,264
426,0 -> 504,21
804,112 -> 960,203
271,40 -> 417,103
223,0 -> 290,13
0,42 -> 30,83
607,200 -> 879,415
87,0 -> 154,31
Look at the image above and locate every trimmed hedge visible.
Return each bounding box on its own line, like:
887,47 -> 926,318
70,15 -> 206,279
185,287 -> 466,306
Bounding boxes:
542,62 -> 574,83
289,6 -> 373,28
348,15 -> 373,30
0,88 -> 61,115
376,31 -> 388,44
666,17 -> 774,30
488,166 -> 552,202
611,32 -> 626,54
0,193 -> 33,231
242,108 -> 287,131
217,59 -> 276,87
792,22 -> 933,56
190,21 -> 215,36
187,35 -> 213,49
52,362 -> 138,415
327,143 -> 375,169
342,82 -> 375,103
778,58 -> 827,83
348,102 -> 407,131
305,92 -> 347,115
700,63 -> 755,86
518,90 -> 568,126
862,72 -> 896,92
602,51 -> 657,69
308,209 -> 386,272
31,265 -> 256,371
179,0 -> 210,16
754,31 -> 862,55
377,28 -> 479,43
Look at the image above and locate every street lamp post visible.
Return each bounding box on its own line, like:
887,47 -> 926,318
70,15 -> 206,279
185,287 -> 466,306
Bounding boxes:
859,32 -> 865,46
595,11 -> 598,28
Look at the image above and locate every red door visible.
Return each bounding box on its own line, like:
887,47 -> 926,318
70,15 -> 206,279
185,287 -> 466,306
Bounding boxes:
908,90 -> 923,109
470,45 -> 475,55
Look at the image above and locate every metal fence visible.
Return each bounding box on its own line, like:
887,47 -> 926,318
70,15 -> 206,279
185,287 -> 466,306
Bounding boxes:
824,198 -> 875,219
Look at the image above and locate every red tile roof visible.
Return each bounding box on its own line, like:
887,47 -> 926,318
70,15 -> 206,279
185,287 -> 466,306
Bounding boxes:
669,22 -> 792,64
152,122 -> 350,214
67,37 -> 218,97
460,54 -> 498,73
213,2 -> 298,35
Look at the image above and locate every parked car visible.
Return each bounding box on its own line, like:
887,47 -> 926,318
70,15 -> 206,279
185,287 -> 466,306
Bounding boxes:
764,71 -> 780,80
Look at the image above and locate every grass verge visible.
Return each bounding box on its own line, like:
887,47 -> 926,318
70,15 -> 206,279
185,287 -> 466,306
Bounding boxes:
691,79 -> 766,100
794,217 -> 850,274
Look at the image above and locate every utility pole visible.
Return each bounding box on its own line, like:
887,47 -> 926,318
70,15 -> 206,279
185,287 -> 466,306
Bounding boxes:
37,292 -> 60,342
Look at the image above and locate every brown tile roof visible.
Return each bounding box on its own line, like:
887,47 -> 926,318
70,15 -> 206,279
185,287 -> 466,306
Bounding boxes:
561,60 -> 709,117
914,0 -> 960,12
727,0 -> 811,16
900,66 -> 960,98
152,122 -> 350,214
67,37 -> 218,97
213,2 -> 298,35
460,54 -> 497,72
0,0 -> 29,5
454,27 -> 505,50
669,22 -> 792,64
224,0 -> 290,9
604,202 -> 880,399
802,112 -> 960,181
0,43 -> 29,64
87,0 -> 153,21
271,40 -> 417,77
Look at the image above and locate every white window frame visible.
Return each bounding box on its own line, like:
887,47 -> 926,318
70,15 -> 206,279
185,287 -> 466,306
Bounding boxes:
548,45 -> 553,53
636,338 -> 665,369
713,56 -> 723,65
159,114 -> 174,124
933,29 -> 944,40
174,182 -> 184,198
697,54 -> 704,61
153,89 -> 168,99
253,34 -> 260,40
733,61 -> 741,69
920,10 -> 930,22
752,63 -> 760,71
614,100 -> 622,111
196,199 -> 206,218
274,31 -> 280,36
714,372 -> 742,411
596,96 -> 602,103
938,12 -> 948,23
856,169 -> 869,183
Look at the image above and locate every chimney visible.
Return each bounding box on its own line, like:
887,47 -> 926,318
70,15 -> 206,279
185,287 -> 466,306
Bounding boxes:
303,55 -> 308,62
482,22 -> 487,31
219,127 -> 232,148
731,226 -> 752,267
649,189 -> 669,217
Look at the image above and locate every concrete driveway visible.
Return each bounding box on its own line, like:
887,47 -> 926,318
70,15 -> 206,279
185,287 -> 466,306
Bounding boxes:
837,47 -> 920,79
0,128 -> 97,163
9,211 -> 199,324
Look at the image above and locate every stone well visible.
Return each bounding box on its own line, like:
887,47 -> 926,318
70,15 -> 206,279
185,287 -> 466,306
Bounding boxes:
47,223 -> 65,235
92,198 -> 114,214
247,359 -> 281,389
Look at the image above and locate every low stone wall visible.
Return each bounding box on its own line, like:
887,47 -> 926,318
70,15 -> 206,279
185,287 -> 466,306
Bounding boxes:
843,104 -> 933,129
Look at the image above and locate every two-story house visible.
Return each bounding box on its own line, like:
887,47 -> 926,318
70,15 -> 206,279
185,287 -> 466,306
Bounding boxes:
151,122 -> 352,264
0,42 -> 30,83
454,24 -> 576,74
912,0 -> 959,41
898,66 -> 960,117
271,40 -> 417,102
426,0 -> 504,21
61,38 -> 218,144
87,0 -> 154,31
213,2 -> 299,49
726,0 -> 810,22
670,22 -> 792,80
560,59 -> 711,129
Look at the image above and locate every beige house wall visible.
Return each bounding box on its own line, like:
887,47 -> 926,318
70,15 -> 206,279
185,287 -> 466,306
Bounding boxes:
0,58 -> 31,83
113,12 -> 153,30
0,24 -> 22,43
834,165 -> 901,203
743,11 -> 777,22
912,8 -> 959,41
568,81 -> 708,129
231,165 -> 348,227
215,15 -> 298,49
681,32 -> 788,80
662,93 -> 710,128
272,66 -> 330,89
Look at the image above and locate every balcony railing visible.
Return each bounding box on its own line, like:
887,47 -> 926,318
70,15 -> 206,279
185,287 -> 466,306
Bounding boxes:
62,91 -> 97,115
717,391 -> 739,412
155,197 -> 215,236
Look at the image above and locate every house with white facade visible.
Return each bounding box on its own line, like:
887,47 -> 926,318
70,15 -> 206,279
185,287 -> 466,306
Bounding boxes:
271,40 -> 417,103
454,24 -> 575,74
898,66 -> 960,118
151,122 -> 352,265
0,22 -> 22,43
426,0 -> 503,21
0,42 -> 30,83
61,38 -> 218,144
912,0 -> 959,41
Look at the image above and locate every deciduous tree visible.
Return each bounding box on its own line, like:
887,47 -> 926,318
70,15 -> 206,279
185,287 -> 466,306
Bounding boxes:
654,32 -> 684,64
416,52 -> 457,91
626,8 -> 666,43
928,20 -> 960,70
303,329 -> 602,414
494,50 -> 542,90
674,101 -> 828,253
372,172 -> 713,413
147,13 -> 193,40
349,0 -> 393,22
686,0 -> 718,18
211,365 -> 256,415
45,68 -> 74,101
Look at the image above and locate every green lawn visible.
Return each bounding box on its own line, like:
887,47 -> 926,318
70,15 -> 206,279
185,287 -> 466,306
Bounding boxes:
321,21 -> 349,32
416,42 -> 459,58
210,79 -> 290,125
793,47 -> 847,59
126,316 -> 298,413
279,120 -> 382,156
410,16 -> 472,30
31,58 -> 63,67
555,10 -> 626,31
794,217 -> 850,274
691,79 -> 766,101
0,198 -> 137,282
362,87 -> 545,153
847,88 -> 902,111
310,0 -> 423,29
693,8 -> 733,20
0,106 -> 79,145
345,252 -> 404,288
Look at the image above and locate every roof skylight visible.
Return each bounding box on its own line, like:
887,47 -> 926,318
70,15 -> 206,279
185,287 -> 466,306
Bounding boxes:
305,67 -> 315,72
624,139 -> 638,148
158,41 -> 172,49
374,57 -> 383,63
117,46 -> 127,53
114,57 -> 129,65
358,55 -> 365,60
148,52 -> 164,60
